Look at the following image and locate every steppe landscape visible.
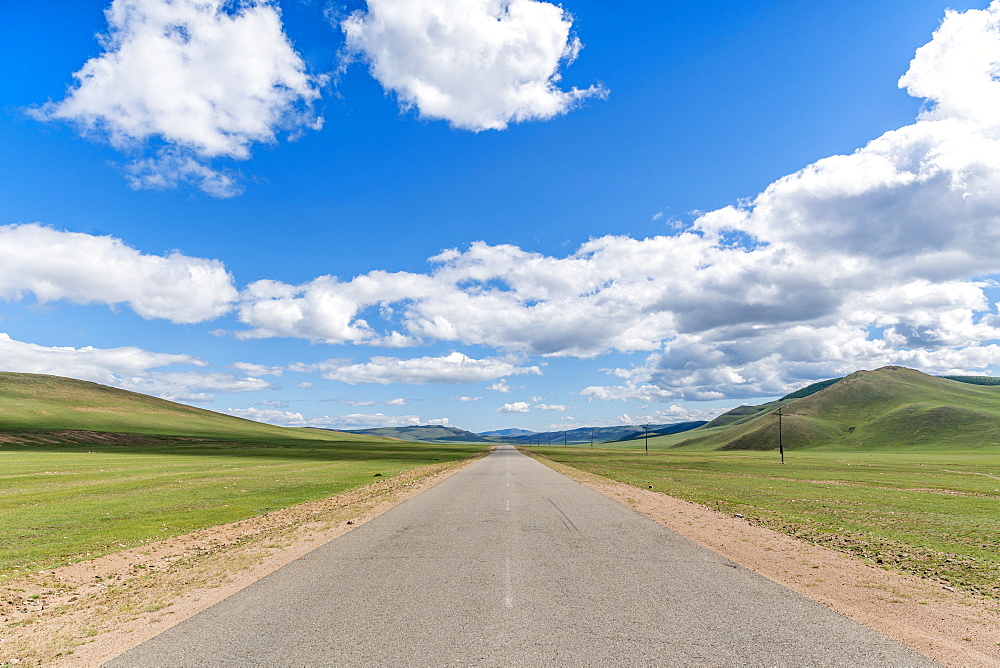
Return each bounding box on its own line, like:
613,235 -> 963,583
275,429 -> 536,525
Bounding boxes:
4,0 -> 1000,665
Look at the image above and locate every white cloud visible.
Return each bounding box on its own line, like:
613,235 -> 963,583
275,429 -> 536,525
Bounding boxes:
137,1 -> 1000,404
224,407 -> 306,425
456,395 -> 482,401
342,0 -> 605,131
116,371 -> 271,402
0,224 -> 236,323
124,149 -> 244,198
337,397 -> 407,406
898,3 -> 1000,127
35,0 -> 320,196
618,405 -> 732,425
534,402 -> 567,411
294,352 -> 541,385
258,399 -> 288,407
233,362 -> 284,376
497,401 -> 530,413
0,331 -> 197,384
487,379 -> 511,393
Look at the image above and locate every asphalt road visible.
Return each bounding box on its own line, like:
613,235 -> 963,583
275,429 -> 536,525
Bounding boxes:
106,445 -> 937,667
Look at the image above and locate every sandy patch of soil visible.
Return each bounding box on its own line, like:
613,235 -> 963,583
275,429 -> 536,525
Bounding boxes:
530,453 -> 1000,668
0,453 -> 487,667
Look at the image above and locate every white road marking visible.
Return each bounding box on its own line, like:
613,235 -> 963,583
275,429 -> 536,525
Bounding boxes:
504,557 -> 513,608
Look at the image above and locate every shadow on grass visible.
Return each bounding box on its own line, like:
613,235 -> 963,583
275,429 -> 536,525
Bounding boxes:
0,432 -> 490,464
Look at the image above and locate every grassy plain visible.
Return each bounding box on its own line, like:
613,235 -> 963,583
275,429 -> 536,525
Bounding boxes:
0,438 -> 488,580
527,445 -> 1000,598
0,373 -> 490,580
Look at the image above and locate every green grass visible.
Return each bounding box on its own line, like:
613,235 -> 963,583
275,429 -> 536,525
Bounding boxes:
0,438 -> 488,580
527,445 -> 1000,599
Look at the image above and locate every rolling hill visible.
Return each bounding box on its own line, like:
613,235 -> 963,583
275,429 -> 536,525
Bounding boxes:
0,372 -> 374,443
667,366 -> 1000,451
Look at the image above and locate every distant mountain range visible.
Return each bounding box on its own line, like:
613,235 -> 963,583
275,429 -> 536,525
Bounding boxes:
334,425 -> 493,443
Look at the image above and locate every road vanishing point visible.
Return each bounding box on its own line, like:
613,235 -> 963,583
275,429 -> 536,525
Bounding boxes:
106,445 -> 937,667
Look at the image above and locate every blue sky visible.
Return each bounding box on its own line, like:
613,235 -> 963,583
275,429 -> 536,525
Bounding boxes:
2,0 -> 999,432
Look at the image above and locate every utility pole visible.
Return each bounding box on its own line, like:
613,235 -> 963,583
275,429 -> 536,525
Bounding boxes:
591,428 -> 595,448
643,424 -> 650,454
774,406 -> 786,464
564,431 -> 567,446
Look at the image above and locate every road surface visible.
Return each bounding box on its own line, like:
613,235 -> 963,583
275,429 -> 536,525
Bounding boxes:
107,445 -> 936,666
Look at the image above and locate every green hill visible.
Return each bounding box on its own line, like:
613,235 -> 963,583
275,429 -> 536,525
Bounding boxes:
700,378 -> 844,431
0,372 -> 367,443
671,366 -> 1000,451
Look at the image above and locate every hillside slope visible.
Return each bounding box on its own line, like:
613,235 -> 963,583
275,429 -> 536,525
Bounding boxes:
674,366 -> 1000,451
0,372 -> 368,442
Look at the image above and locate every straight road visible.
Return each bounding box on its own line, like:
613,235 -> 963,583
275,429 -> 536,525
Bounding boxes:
107,445 -> 936,666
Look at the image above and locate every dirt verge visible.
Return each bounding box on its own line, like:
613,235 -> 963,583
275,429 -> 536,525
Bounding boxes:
0,452 -> 487,667
527,451 -> 1000,668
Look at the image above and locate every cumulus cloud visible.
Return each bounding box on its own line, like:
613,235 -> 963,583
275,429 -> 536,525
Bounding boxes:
293,352 -> 541,385
124,149 -> 244,198
534,402 -> 567,411
342,0 -> 605,131
0,224 -> 236,323
115,371 -> 271,402
226,407 -> 306,425
233,362 -> 284,376
235,2 -> 1000,401
336,397 -> 407,406
497,401 -> 530,413
618,405 -> 725,425
35,0 -> 320,196
898,3 -> 1000,126
487,379 -> 512,393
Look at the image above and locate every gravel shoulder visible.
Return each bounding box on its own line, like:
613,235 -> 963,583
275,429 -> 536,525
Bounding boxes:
527,451 -> 1000,668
